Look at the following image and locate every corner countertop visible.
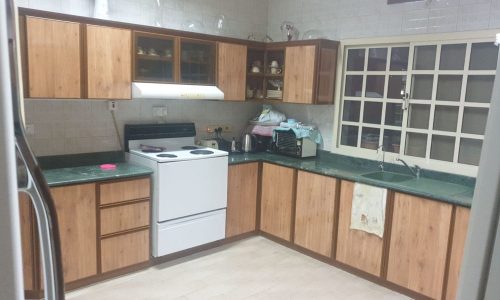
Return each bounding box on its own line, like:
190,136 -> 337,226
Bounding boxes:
43,163 -> 153,187
228,152 -> 475,208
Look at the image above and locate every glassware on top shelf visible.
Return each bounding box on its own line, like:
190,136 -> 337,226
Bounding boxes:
280,21 -> 299,41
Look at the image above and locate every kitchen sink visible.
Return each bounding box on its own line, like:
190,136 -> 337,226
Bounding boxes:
361,171 -> 414,183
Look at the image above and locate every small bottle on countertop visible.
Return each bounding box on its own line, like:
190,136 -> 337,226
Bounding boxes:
231,137 -> 236,152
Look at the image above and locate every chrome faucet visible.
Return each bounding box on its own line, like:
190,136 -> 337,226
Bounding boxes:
377,145 -> 385,171
396,158 -> 421,179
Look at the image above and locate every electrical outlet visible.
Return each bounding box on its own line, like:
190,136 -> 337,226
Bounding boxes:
161,107 -> 168,117
108,101 -> 117,111
25,124 -> 35,135
152,106 -> 164,117
206,124 -> 219,133
221,124 -> 232,133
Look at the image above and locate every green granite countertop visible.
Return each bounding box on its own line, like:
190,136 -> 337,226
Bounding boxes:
38,152 -> 153,187
43,163 -> 153,187
229,152 -> 475,208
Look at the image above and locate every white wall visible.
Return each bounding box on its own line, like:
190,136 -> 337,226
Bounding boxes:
267,0 -> 500,41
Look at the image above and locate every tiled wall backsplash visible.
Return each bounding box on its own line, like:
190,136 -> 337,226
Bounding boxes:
267,0 -> 500,41
24,99 -> 261,156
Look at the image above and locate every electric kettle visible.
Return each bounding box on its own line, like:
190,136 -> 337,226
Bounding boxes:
242,134 -> 255,153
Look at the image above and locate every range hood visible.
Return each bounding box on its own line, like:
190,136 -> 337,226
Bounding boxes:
132,82 -> 224,100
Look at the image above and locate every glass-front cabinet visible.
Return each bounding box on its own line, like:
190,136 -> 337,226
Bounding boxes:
134,32 -> 176,83
339,39 -> 498,169
180,39 -> 216,84
133,34 -> 216,85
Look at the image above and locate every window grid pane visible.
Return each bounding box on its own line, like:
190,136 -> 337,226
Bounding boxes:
339,40 -> 492,169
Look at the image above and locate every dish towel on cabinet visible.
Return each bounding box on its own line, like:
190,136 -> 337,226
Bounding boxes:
350,183 -> 387,238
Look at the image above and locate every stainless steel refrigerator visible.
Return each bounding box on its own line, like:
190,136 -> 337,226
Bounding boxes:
0,0 -> 64,299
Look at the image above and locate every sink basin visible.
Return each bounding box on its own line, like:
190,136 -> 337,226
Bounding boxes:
361,171 -> 414,183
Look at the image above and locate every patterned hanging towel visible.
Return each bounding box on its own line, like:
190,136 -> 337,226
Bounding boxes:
350,183 -> 387,238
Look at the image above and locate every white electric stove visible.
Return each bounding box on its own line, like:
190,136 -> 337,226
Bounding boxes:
125,123 -> 228,257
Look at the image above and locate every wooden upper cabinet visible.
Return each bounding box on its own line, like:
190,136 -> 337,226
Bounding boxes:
294,171 -> 337,257
283,45 -> 316,104
25,17 -> 81,98
387,193 -> 453,299
316,46 -> 338,104
86,25 -> 132,99
217,42 -> 247,101
226,163 -> 259,238
336,180 -> 385,276
50,183 -> 97,283
445,206 -> 470,300
260,163 -> 295,241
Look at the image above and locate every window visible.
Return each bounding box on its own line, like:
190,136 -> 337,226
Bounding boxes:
338,38 -> 498,173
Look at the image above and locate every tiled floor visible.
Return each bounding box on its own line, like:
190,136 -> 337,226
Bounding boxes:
67,237 -> 410,300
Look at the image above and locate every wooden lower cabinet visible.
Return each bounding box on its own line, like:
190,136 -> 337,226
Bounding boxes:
336,180 -> 385,276
294,171 -> 337,257
100,229 -> 150,273
226,163 -> 259,238
51,183 -> 98,283
260,163 -> 295,241
445,206 -> 470,300
19,193 -> 36,292
387,193 -> 453,299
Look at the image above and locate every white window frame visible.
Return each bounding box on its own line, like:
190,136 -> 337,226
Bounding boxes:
332,30 -> 499,177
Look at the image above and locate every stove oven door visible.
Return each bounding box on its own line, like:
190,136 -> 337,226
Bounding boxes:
157,156 -> 228,222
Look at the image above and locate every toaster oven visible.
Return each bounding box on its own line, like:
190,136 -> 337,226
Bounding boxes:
272,130 -> 317,158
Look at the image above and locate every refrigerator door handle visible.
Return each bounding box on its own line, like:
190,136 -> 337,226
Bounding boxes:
16,141 -> 65,300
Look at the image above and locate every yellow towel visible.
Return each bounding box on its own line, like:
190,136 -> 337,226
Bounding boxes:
350,183 -> 387,238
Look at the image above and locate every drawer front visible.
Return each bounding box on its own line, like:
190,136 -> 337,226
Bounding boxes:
100,201 -> 150,236
100,229 -> 150,273
100,178 -> 150,205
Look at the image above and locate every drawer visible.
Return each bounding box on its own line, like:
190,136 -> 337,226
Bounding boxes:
100,178 -> 150,205
156,209 -> 226,257
100,229 -> 150,273
100,201 -> 150,236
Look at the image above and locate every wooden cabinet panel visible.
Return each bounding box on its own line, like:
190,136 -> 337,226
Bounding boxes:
51,183 -> 97,283
387,193 -> 452,299
217,42 -> 247,101
283,45 -> 316,104
100,201 -> 150,236
19,193 -> 36,291
260,163 -> 295,241
316,47 -> 337,104
26,17 -> 81,98
86,25 -> 132,99
99,178 -> 150,206
294,171 -> 337,257
100,229 -> 150,273
445,207 -> 470,300
226,163 -> 259,238
336,181 -> 385,276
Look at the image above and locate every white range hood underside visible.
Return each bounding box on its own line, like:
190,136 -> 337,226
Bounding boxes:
132,82 -> 224,100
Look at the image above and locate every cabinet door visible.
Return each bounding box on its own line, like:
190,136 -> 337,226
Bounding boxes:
336,181 -> 385,276
226,163 -> 259,238
294,171 -> 337,257
316,46 -> 337,104
86,25 -> 132,99
387,193 -> 452,299
283,45 -> 316,104
51,183 -> 97,283
445,206 -> 470,300
25,17 -> 81,98
180,39 -> 215,84
217,42 -> 247,101
260,163 -> 295,241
